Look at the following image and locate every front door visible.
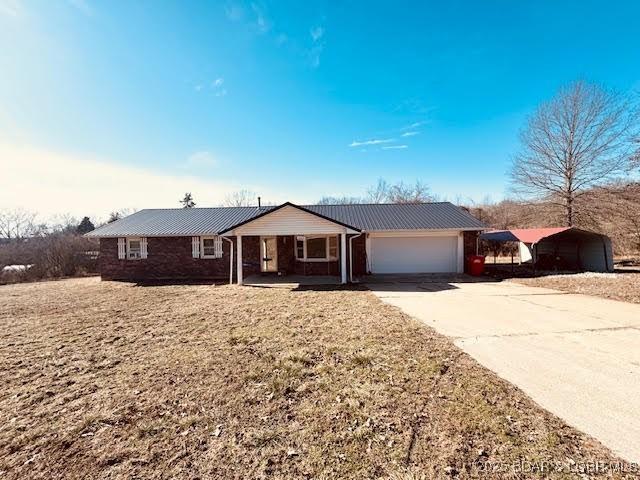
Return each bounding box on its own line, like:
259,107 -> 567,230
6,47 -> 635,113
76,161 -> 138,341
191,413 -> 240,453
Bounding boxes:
260,236 -> 278,272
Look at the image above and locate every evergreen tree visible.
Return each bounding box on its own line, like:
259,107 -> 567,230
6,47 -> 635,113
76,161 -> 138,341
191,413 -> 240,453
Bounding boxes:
76,216 -> 95,234
180,192 -> 196,208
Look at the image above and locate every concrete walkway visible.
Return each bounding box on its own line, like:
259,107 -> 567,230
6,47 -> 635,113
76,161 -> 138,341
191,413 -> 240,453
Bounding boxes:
368,279 -> 640,462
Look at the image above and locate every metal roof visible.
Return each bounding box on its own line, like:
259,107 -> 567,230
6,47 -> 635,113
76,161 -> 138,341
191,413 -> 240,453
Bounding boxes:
87,202 -> 485,237
305,203 -> 484,231
479,227 -> 571,244
86,207 -> 276,237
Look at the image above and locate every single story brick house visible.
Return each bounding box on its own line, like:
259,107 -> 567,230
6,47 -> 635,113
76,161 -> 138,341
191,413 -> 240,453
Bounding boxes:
86,202 -> 485,284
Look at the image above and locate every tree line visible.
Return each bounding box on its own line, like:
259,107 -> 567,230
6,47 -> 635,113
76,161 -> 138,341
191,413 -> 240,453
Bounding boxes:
0,209 -> 99,284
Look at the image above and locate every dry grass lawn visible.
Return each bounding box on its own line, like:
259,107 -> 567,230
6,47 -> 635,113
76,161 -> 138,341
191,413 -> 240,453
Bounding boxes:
512,271 -> 640,304
0,278 -> 628,479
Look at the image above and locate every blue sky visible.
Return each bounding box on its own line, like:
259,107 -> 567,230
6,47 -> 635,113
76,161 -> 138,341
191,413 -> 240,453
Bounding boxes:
1,0 -> 639,218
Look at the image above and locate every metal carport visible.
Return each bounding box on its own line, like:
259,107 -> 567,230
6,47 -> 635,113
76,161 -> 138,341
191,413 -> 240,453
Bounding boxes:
479,227 -> 613,272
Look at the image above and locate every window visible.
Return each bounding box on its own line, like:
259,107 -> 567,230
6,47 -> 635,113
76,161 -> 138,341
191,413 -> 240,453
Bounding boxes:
127,238 -> 141,259
307,237 -> 327,259
295,235 -> 339,261
296,236 -> 304,258
201,236 -> 223,259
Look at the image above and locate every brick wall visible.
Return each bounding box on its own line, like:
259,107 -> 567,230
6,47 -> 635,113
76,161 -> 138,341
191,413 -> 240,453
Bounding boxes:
99,237 -> 236,281
99,233 -> 369,281
277,236 -> 296,274
241,236 -> 261,277
349,233 -> 367,277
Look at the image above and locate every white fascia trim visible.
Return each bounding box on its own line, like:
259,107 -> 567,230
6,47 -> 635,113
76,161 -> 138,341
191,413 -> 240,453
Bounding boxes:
369,229 -> 466,237
224,228 -> 358,236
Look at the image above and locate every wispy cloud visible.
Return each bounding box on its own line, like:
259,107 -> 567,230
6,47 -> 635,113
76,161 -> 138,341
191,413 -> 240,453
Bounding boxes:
310,26 -> 324,41
251,2 -> 271,34
308,23 -> 325,68
382,145 -> 408,150
349,138 -> 395,147
402,121 -> 426,130
225,1 -> 271,34
401,131 -> 419,137
194,77 -> 226,96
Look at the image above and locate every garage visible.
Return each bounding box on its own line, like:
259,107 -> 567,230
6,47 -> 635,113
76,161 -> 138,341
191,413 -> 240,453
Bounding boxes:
370,235 -> 459,273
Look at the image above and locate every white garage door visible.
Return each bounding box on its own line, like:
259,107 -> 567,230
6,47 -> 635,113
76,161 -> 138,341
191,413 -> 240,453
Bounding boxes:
370,235 -> 458,273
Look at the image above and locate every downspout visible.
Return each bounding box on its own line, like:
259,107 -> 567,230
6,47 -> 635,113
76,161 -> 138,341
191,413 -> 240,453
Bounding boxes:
349,232 -> 364,283
222,236 -> 234,285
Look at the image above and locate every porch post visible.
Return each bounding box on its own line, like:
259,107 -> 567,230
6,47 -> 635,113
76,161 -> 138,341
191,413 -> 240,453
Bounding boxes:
340,233 -> 347,284
237,234 -> 243,285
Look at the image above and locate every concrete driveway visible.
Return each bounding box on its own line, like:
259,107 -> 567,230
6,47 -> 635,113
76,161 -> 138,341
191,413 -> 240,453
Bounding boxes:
368,278 -> 640,462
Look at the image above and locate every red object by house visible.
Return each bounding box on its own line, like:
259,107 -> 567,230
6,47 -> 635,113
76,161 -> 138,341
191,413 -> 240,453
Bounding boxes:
467,255 -> 485,276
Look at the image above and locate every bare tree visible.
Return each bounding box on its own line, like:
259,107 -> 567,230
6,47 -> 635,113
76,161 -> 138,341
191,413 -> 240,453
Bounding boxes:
511,81 -> 640,226
317,178 -> 435,205
387,180 -> 433,204
633,136 -> 640,168
0,209 -> 37,239
316,196 -> 364,205
366,179 -> 390,203
223,190 -> 257,207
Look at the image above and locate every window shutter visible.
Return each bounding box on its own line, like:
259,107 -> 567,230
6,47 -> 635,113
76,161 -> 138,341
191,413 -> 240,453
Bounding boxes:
192,236 -> 200,258
215,236 -> 223,258
140,237 -> 148,259
117,238 -> 126,259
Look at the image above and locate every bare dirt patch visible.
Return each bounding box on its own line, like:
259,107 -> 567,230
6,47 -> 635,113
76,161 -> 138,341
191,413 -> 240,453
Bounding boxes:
0,278 -> 629,479
512,271 -> 640,304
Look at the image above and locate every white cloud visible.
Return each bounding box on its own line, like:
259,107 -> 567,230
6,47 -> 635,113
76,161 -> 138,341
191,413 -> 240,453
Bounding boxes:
382,145 -> 408,150
310,26 -> 324,41
212,77 -> 224,87
401,131 -> 419,137
349,138 -> 395,147
186,151 -> 218,168
0,143 -> 261,219
403,121 -> 426,130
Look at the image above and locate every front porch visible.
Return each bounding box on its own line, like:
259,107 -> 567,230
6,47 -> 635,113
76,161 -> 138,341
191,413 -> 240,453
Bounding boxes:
219,202 -> 365,285
243,274 -> 343,288
235,233 -> 350,285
